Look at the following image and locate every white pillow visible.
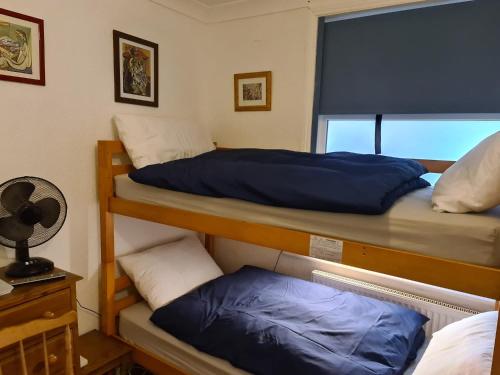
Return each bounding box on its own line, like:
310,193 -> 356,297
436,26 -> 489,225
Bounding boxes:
114,114 -> 215,169
118,235 -> 223,311
413,311 -> 497,375
432,132 -> 500,213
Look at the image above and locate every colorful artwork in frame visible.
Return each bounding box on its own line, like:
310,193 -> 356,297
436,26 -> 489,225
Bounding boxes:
113,30 -> 158,107
234,71 -> 272,111
0,8 -> 45,86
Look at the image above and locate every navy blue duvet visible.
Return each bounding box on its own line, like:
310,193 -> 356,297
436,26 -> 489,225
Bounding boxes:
130,149 -> 429,214
151,266 -> 428,375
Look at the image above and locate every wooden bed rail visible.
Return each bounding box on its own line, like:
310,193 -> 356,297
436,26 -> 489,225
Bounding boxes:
98,140 -> 500,373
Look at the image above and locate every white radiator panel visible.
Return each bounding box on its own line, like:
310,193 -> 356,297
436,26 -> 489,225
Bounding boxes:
312,270 -> 485,336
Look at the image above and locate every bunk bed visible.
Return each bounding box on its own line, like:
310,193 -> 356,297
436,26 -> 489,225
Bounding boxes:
97,140 -> 500,374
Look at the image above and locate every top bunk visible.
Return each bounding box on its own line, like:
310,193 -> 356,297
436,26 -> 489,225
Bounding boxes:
98,139 -> 500,301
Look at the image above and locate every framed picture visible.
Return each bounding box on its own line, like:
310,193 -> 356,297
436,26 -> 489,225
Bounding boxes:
0,8 -> 45,86
113,30 -> 158,107
234,71 -> 272,111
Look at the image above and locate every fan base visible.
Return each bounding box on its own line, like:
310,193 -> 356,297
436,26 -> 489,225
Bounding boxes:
5,257 -> 54,278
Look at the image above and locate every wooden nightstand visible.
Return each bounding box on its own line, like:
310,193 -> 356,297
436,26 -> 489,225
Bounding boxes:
80,330 -> 133,375
0,267 -> 82,374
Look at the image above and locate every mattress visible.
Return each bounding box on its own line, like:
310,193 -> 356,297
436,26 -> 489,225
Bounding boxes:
115,174 -> 500,267
119,302 -> 428,375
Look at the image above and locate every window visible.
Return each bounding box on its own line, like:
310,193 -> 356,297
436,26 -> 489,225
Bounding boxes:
318,115 -> 500,185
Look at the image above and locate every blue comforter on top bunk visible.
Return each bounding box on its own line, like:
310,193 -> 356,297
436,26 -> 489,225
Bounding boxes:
151,266 -> 428,375
129,149 -> 430,214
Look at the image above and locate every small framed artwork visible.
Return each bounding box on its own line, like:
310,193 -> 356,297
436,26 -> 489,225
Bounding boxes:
0,8 -> 45,86
234,71 -> 272,111
113,30 -> 158,107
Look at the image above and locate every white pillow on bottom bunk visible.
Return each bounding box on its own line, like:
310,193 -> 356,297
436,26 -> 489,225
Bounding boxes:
118,235 -> 223,311
413,311 -> 497,375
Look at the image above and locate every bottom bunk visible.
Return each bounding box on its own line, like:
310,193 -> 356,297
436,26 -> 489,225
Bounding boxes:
113,237 -> 496,375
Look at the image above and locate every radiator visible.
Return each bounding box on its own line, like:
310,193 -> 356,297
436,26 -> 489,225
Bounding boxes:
312,270 -> 481,336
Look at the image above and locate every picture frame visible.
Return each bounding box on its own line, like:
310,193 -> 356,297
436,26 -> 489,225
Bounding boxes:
113,30 -> 158,107
0,8 -> 45,86
234,71 -> 272,111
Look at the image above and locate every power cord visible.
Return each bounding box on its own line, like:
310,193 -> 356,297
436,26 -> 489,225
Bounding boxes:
76,298 -> 101,317
273,250 -> 284,272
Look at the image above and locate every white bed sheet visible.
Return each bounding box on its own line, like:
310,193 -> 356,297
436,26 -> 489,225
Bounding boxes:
115,175 -> 500,267
119,302 -> 428,375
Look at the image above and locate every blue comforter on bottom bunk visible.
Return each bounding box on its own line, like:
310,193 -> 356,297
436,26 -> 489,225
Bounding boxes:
129,149 -> 430,214
151,266 -> 428,375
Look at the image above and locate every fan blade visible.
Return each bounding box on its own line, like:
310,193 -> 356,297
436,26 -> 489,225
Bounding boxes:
35,198 -> 61,228
1,182 -> 35,214
0,216 -> 34,242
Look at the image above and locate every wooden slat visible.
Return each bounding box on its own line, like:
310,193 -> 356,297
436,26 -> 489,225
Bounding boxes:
19,341 -> 27,375
42,333 -> 49,375
114,293 -> 142,316
342,242 -> 500,300
415,159 -> 454,173
113,334 -> 186,374
109,196 -> 500,299
0,311 -> 77,348
110,197 -> 310,256
65,325 -> 74,375
127,341 -> 187,375
115,275 -> 133,293
112,164 -> 134,177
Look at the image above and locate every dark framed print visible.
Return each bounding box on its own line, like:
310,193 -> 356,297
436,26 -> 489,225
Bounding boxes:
234,71 -> 272,111
0,8 -> 45,86
113,30 -> 158,107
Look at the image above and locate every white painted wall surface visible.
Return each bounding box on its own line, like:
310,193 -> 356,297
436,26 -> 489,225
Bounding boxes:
202,8 -> 317,151
0,0 -> 207,333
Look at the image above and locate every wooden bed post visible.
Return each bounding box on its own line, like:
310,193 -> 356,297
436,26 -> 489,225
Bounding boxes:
98,141 -> 117,336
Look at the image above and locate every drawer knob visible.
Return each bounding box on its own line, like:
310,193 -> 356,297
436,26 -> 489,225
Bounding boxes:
42,311 -> 55,319
48,354 -> 58,365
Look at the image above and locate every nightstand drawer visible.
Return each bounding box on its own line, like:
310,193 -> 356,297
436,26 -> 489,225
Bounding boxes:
0,288 -> 72,328
0,331 -> 69,375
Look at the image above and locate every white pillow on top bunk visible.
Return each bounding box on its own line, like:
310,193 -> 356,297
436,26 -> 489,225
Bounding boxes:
118,235 -> 223,311
413,311 -> 497,375
114,114 -> 215,169
432,131 -> 500,213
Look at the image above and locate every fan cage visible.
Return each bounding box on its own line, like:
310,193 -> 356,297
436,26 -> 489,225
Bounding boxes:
0,176 -> 67,249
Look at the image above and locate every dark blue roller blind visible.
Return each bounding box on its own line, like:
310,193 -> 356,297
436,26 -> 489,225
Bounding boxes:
318,0 -> 500,115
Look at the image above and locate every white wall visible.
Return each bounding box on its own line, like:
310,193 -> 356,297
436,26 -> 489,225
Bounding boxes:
0,0 -> 207,333
202,8 -> 317,151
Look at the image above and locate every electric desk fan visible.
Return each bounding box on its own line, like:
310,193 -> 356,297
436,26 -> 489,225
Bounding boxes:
0,177 -> 67,277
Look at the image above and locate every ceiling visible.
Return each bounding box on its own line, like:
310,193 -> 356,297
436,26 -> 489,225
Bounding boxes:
195,0 -> 247,7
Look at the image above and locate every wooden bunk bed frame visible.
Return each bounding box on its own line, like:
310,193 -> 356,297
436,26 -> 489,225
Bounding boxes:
98,140 -> 500,374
